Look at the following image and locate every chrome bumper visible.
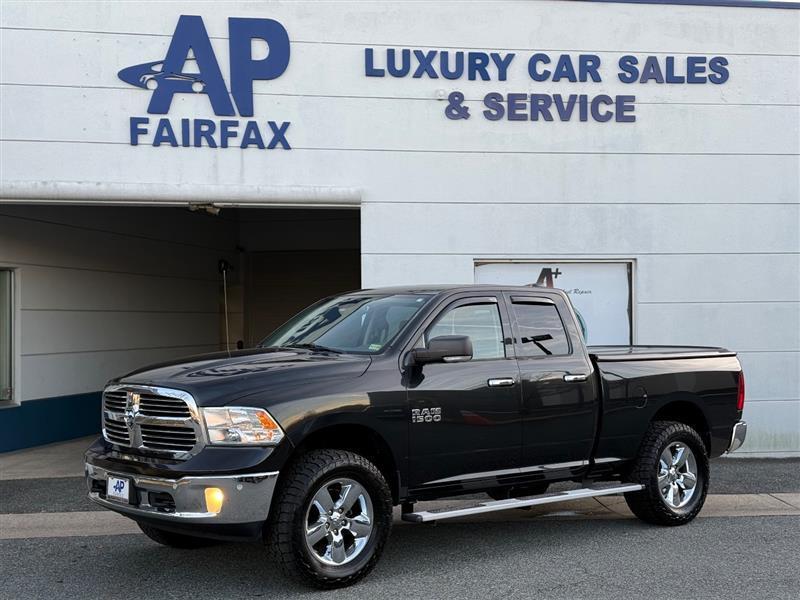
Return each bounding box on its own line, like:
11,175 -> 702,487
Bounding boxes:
85,462 -> 278,525
726,421 -> 747,453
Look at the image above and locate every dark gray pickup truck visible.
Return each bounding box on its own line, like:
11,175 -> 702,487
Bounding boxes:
85,285 -> 747,587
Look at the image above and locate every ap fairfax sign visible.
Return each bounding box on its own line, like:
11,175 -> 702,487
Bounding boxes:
119,15 -> 292,149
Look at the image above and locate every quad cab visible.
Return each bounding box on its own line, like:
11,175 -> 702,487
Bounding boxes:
86,285 -> 746,587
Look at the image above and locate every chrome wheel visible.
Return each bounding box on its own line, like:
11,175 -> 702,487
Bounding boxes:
304,477 -> 373,566
658,442 -> 698,509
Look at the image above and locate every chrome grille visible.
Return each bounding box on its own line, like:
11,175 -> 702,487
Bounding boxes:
103,389 -> 127,412
101,385 -> 203,459
140,423 -> 196,451
138,393 -> 192,418
103,415 -> 131,445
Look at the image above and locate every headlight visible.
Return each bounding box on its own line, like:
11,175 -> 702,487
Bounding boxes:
202,407 -> 284,445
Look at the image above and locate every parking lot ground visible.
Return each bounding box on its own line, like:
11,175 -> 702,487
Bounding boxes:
1,439 -> 798,599
1,514 -> 798,600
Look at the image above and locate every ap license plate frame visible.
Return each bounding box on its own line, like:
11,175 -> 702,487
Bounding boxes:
106,475 -> 134,504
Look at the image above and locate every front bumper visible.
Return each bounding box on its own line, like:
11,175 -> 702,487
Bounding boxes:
85,461 -> 279,532
726,421 -> 747,453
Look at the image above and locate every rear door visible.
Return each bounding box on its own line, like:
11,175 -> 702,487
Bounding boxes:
405,294 -> 522,490
505,293 -> 598,473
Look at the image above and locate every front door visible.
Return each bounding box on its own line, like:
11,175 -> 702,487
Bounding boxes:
405,296 -> 521,491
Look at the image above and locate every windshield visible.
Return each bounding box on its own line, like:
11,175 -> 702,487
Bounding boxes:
260,293 -> 433,354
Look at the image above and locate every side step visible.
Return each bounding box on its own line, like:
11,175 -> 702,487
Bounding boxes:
401,483 -> 644,523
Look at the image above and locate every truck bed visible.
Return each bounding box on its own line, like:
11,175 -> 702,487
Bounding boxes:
588,345 -> 737,362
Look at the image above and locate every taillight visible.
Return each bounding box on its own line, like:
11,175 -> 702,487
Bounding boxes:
737,372 -> 745,411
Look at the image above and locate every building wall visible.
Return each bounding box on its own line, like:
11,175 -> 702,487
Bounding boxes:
1,1 -> 799,453
0,205 -> 236,449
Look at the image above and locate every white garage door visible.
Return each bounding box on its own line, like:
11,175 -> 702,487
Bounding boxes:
474,261 -> 633,346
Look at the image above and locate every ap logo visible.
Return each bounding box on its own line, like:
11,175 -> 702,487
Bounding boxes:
119,15 -> 289,117
118,15 -> 292,149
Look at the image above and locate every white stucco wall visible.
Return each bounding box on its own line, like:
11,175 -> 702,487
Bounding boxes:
1,1 -> 798,453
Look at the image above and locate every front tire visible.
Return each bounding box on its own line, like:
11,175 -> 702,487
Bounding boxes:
624,420 -> 709,526
266,449 -> 393,588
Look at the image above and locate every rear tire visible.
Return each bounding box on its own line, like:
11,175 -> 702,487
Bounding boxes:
265,449 -> 393,589
137,523 -> 219,548
624,420 -> 709,526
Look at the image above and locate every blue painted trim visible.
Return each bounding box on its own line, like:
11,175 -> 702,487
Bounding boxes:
580,0 -> 800,9
0,391 -> 101,453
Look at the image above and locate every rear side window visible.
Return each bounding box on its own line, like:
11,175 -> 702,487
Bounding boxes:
512,302 -> 570,357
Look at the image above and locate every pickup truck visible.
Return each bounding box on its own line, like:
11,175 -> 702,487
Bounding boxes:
85,285 -> 747,588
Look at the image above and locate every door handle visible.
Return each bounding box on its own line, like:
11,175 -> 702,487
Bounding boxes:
488,378 -> 516,387
563,374 -> 588,383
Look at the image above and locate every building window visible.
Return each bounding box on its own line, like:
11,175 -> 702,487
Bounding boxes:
0,270 -> 12,402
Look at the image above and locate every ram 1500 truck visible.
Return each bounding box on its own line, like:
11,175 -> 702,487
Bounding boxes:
85,285 -> 747,588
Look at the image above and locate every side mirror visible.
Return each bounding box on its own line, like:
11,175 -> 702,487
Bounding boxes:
410,335 -> 473,366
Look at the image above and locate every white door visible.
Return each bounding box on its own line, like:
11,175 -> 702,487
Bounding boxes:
474,261 -> 632,345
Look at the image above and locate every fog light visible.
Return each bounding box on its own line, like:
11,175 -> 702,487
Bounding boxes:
205,487 -> 225,514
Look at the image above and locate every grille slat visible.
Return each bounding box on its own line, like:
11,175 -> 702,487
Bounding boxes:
140,440 -> 195,450
138,394 -> 191,418
138,395 -> 185,404
103,415 -> 131,444
101,387 -> 200,457
138,408 -> 190,417
141,430 -> 195,439
140,424 -> 195,434
141,423 -> 196,451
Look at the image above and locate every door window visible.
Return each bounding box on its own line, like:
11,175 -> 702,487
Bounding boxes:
426,302 -> 504,360
512,302 -> 570,357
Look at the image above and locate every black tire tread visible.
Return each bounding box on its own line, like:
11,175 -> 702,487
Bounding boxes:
265,449 -> 393,589
624,420 -> 709,526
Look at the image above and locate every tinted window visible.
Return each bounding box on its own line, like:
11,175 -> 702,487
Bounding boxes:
260,293 -> 432,354
427,303 -> 504,360
512,302 -> 570,357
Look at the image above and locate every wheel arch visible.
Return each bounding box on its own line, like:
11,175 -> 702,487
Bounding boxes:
288,423 -> 401,504
651,400 -> 711,453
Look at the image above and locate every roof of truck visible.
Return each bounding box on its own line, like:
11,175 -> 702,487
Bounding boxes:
354,284 -> 560,295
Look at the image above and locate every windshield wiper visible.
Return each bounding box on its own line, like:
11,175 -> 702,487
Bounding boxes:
284,343 -> 343,354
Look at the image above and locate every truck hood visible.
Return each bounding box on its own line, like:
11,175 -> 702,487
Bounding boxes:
113,347 -> 372,407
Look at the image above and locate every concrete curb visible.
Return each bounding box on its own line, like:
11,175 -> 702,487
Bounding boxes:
2,493 -> 798,539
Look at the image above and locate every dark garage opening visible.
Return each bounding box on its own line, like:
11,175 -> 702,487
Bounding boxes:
234,208 -> 361,347
0,203 -> 361,447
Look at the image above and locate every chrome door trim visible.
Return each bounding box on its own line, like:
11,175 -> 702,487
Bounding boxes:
423,460 -> 588,486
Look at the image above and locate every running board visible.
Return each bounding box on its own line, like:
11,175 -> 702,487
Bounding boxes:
401,483 -> 644,523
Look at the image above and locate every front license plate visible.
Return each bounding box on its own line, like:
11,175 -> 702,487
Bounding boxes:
106,476 -> 131,503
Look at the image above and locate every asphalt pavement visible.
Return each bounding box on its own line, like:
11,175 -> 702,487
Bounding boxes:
2,515 -> 797,600
1,441 -> 798,600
